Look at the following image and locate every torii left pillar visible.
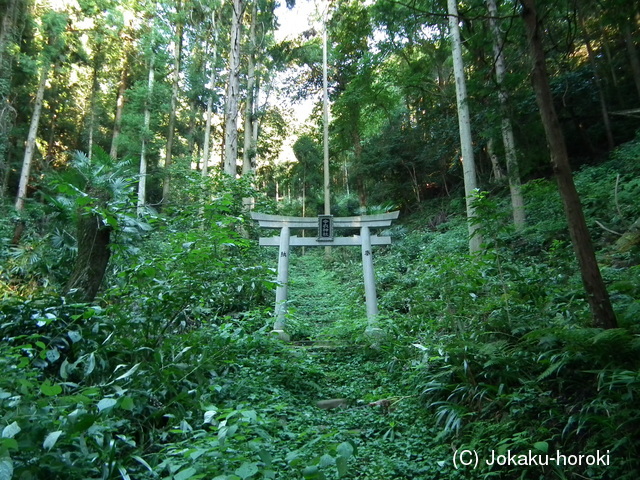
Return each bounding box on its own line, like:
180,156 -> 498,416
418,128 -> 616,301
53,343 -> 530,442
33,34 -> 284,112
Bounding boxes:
274,226 -> 290,333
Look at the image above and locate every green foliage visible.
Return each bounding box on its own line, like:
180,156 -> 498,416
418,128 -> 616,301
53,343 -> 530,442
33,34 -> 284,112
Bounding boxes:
2,166 -> 279,478
573,137 -> 640,245
1,298 -> 261,478
1,148 -> 147,295
363,143 -> 640,479
108,173 -> 275,335
286,134 -> 324,215
49,148 -> 138,221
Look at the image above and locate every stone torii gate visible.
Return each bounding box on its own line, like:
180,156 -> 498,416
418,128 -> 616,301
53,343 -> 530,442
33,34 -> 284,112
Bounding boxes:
251,211 -> 399,338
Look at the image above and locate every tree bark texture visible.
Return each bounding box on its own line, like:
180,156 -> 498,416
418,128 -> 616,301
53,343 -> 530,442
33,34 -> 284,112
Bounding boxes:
162,0 -> 184,204
187,96 -> 198,156
86,43 -> 102,160
242,3 -> 257,176
64,210 -> 112,302
487,138 -> 505,181
322,22 -> 330,216
448,0 -> 482,253
224,0 -> 244,176
486,0 -> 526,230
202,81 -> 215,176
202,13 -> 219,177
15,61 -> 49,214
251,78 -> 260,156
138,54 -> 154,215
520,0 -> 617,330
110,45 -> 130,159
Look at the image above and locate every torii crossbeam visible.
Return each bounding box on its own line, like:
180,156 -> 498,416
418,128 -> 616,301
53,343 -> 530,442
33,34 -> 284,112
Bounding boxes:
251,211 -> 399,338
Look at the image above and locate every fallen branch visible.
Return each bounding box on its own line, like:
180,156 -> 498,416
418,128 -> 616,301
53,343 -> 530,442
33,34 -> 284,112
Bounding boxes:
595,220 -> 622,236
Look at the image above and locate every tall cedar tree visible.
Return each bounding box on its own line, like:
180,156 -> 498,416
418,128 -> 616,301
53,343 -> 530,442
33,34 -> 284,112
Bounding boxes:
448,0 -> 482,253
520,0 -> 617,329
486,0 -> 526,229
162,0 -> 184,204
224,0 -> 245,176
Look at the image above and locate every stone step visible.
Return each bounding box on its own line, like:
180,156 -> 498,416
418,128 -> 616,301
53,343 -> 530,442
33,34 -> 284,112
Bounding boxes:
289,340 -> 344,350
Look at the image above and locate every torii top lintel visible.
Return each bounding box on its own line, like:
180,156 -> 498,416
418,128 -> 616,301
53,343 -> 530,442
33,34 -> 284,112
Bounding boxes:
250,211 -> 400,229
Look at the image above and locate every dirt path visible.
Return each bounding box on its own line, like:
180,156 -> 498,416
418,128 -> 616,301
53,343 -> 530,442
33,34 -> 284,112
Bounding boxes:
285,251 -> 362,342
266,252 -> 454,479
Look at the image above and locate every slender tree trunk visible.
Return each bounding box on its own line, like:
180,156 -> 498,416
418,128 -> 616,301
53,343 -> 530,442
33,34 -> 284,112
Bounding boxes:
623,22 -> 640,101
486,0 -> 525,229
187,98 -> 197,156
110,47 -> 129,159
86,45 -> 101,160
343,157 -> 350,195
138,55 -> 154,215
202,76 -> 215,177
251,78 -> 260,157
162,0 -> 183,204
520,0 -> 617,330
242,2 -> 257,176
15,62 -> 48,214
302,170 -> 306,216
357,178 -> 368,206
252,77 -> 270,162
404,162 -> 420,204
0,151 -> 10,198
351,127 -> 363,201
45,83 -> 58,162
322,20 -> 330,216
13,60 -> 49,244
322,15 -> 331,257
486,138 -> 505,181
223,0 -> 244,176
578,13 -> 614,150
202,15 -> 219,178
1,0 -> 23,195
448,0 -> 482,253
601,40 -> 618,89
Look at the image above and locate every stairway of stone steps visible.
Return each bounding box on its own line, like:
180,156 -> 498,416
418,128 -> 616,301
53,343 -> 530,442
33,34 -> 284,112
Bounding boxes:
269,252 -> 444,479
285,251 -> 360,346
280,253 -> 396,418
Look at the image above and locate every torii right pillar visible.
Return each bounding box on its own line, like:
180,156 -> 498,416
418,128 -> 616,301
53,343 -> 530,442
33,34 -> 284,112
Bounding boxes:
360,225 -> 378,319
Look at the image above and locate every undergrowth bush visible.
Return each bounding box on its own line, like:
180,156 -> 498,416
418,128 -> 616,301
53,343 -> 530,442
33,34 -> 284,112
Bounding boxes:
0,295 -> 361,479
0,168 -> 384,480
367,139 -> 640,479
